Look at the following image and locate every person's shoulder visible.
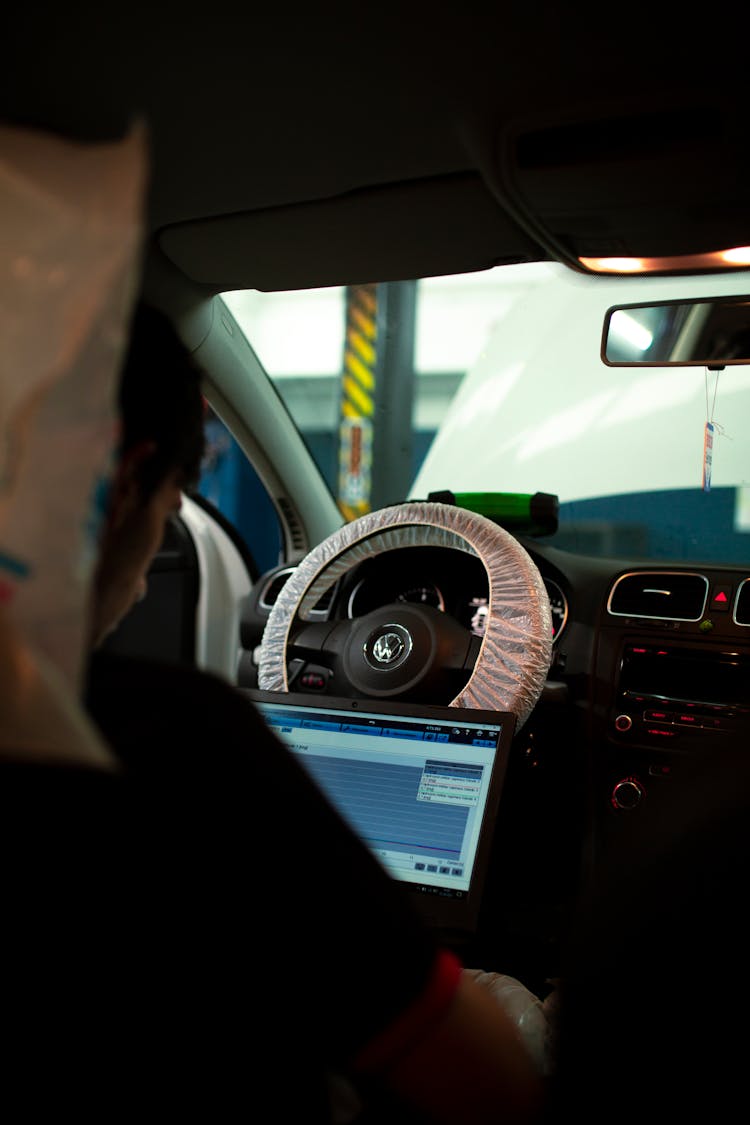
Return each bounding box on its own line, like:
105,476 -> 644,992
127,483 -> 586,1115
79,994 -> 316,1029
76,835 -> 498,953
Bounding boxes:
87,649 -> 258,712
85,650 -> 274,767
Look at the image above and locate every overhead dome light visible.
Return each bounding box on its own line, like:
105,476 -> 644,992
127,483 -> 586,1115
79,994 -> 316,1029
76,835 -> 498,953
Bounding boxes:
720,246 -> 750,265
579,246 -> 750,274
579,256 -> 645,273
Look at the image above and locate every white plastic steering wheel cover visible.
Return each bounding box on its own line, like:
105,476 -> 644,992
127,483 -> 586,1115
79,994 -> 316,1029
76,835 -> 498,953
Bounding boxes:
257,501 -> 552,726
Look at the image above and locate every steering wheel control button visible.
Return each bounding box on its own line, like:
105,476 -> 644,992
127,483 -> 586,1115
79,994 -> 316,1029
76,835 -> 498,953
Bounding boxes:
364,624 -> 413,671
298,666 -> 330,691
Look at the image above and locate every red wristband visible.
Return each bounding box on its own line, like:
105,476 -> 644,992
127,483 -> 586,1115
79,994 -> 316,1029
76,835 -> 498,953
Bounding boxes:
353,948 -> 463,1074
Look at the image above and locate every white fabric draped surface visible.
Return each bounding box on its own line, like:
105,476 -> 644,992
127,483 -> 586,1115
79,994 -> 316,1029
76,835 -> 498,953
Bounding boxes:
0,123 -> 146,764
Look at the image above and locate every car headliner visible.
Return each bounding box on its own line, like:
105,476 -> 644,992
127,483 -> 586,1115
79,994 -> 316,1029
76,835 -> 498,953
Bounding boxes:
5,7 -> 750,294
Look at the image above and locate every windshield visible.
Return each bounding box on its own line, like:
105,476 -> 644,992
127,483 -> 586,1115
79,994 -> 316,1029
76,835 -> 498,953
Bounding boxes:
222,261 -> 750,565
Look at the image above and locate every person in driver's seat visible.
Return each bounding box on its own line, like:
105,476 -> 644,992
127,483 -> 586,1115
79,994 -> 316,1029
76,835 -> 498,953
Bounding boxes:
87,303 -> 206,649
83,301 -> 543,1125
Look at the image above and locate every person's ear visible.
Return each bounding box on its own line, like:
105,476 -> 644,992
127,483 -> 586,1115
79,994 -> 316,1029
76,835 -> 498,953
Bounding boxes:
105,440 -> 158,530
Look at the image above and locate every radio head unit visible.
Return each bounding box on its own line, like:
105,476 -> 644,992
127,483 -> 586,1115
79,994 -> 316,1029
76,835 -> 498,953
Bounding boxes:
614,643 -> 750,748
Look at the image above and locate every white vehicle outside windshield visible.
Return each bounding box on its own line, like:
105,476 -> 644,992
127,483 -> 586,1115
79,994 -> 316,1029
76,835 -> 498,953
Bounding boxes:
222,262 -> 750,566
414,264 -> 750,563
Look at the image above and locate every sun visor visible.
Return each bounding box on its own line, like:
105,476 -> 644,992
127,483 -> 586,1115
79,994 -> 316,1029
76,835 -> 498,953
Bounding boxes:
158,174 -> 537,291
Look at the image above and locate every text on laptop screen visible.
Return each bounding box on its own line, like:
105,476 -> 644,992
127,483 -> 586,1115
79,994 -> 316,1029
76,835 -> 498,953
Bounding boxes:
252,696 -> 507,898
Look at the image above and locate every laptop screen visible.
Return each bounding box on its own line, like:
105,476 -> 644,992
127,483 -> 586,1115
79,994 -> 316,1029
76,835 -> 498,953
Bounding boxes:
246,689 -> 516,937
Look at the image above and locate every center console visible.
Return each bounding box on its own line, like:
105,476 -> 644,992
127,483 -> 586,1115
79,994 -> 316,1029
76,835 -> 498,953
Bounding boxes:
595,567 -> 750,816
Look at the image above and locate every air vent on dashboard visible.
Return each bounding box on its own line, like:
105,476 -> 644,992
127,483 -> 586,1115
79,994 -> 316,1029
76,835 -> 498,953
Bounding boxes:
608,571 -> 709,622
259,568 -> 296,610
733,578 -> 750,626
311,585 -> 334,612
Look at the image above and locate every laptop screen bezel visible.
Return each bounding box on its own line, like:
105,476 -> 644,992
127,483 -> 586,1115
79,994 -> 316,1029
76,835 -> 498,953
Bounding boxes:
245,688 -> 516,939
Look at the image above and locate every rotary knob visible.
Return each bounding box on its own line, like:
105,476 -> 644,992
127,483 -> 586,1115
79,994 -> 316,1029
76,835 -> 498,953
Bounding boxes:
611,776 -> 645,811
614,713 -> 633,732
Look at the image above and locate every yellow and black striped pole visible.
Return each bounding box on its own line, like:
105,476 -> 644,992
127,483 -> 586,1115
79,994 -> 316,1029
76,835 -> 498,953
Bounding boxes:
337,283 -> 377,521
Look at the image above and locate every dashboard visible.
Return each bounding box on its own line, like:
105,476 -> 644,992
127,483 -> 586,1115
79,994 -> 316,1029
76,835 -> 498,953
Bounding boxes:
243,539 -> 750,817
239,539 -> 750,980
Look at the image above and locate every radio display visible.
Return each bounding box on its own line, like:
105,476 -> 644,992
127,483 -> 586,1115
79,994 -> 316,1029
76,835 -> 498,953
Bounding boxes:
620,644 -> 750,708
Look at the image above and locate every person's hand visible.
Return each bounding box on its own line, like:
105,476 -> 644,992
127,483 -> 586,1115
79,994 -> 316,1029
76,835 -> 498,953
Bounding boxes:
462,969 -> 554,1074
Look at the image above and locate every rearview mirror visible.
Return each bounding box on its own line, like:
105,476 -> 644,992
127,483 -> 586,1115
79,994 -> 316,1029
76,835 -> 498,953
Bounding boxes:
601,295 -> 750,367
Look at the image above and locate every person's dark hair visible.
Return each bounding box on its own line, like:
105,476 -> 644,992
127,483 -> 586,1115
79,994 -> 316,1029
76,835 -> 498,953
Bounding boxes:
118,302 -> 206,499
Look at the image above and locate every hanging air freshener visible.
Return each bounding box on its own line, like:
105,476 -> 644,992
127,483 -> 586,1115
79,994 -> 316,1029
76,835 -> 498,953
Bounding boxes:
702,421 -> 714,491
702,368 -> 720,492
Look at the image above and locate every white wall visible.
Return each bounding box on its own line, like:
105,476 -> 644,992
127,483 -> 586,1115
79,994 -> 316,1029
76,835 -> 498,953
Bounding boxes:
413,265 -> 750,503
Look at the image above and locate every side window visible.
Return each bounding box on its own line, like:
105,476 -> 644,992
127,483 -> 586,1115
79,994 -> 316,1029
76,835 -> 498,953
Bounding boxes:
197,406 -> 282,575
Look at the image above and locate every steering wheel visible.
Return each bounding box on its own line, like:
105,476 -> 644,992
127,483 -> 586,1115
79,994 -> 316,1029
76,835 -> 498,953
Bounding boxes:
257,501 -> 552,725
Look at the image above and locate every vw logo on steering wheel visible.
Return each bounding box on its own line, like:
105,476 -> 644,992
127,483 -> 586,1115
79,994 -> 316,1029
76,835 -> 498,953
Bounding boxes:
364,624 -> 413,670
373,632 -> 405,664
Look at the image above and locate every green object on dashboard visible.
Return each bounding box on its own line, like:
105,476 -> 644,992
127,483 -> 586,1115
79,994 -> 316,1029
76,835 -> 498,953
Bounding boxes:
426,490 -> 559,537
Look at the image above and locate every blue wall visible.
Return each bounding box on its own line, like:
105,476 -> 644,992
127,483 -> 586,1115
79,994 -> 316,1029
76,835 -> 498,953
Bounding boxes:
198,418 -> 436,574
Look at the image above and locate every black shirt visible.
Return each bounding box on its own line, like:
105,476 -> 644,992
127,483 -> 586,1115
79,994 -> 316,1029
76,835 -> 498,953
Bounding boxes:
83,650 -> 445,1120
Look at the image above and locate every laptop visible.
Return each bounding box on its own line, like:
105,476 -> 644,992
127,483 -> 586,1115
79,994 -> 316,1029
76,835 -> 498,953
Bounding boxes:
246,688 -> 516,940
